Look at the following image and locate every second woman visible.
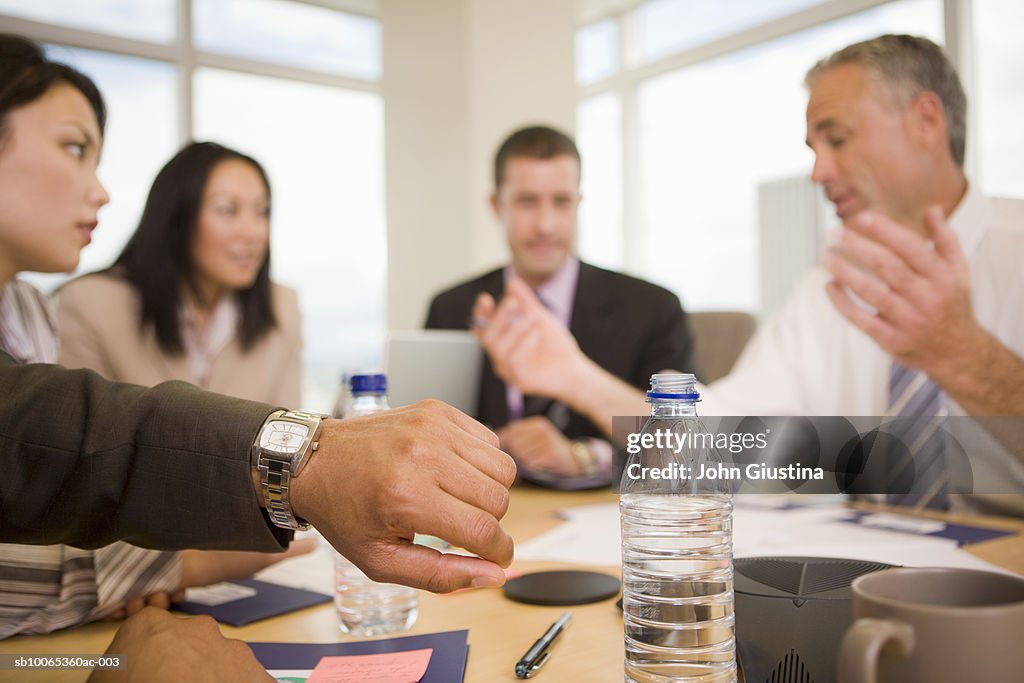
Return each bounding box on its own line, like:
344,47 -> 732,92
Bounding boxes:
59,141 -> 301,406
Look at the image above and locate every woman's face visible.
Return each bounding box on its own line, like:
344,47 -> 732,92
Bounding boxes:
191,158 -> 270,299
0,83 -> 109,281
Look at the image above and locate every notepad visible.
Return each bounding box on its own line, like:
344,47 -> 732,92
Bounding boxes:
305,649 -> 432,683
252,629 -> 469,683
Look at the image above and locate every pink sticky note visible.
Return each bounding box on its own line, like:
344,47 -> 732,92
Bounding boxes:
306,648 -> 433,683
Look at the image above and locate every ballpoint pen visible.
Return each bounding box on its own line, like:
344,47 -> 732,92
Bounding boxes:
514,611 -> 573,679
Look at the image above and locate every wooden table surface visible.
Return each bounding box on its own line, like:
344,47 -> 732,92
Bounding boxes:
2,488 -> 1022,682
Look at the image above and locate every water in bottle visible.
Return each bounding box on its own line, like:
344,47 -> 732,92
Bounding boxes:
620,373 -> 736,682
334,373 -> 419,636
334,561 -> 419,637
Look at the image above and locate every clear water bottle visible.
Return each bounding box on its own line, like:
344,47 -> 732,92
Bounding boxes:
620,373 -> 736,682
331,372 -> 351,419
334,373 -> 419,637
344,373 -> 389,417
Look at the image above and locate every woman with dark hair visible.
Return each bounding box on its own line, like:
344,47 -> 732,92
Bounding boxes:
0,32 -> 147,639
58,141 -> 301,406
0,36 -> 310,639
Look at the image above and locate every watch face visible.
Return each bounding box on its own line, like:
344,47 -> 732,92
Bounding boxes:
260,420 -> 310,454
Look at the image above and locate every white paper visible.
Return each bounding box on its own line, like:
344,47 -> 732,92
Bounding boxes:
184,581 -> 258,606
255,532 -> 335,595
516,499 -> 1018,576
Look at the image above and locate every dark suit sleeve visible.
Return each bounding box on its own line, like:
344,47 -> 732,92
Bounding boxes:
633,291 -> 698,387
424,291 -> 469,330
0,352 -> 290,552
424,294 -> 446,329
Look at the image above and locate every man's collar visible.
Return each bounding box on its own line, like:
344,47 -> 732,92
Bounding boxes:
504,256 -> 580,324
946,183 -> 991,259
504,255 -> 580,293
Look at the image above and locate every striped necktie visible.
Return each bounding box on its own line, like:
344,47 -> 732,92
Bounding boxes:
885,362 -> 950,509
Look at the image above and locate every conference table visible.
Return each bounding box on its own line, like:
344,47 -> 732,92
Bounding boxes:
1,487 -> 1022,682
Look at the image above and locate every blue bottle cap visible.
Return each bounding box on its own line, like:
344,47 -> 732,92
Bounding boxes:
350,373 -> 387,394
646,390 -> 701,400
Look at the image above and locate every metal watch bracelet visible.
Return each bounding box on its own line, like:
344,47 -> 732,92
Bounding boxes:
260,451 -> 309,531
252,409 -> 325,531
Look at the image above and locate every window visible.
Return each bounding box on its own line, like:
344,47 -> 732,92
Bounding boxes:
577,93 -> 624,271
194,68 -> 386,408
5,1 -> 385,412
635,0 -> 941,312
194,0 -> 381,79
575,17 -> 619,85
636,0 -> 826,64
0,0 -> 176,43
577,0 -> 943,313
972,0 -> 1024,198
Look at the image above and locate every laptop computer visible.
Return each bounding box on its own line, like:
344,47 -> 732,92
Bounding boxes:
385,330 -> 483,415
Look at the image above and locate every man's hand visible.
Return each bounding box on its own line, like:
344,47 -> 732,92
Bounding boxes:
473,276 -> 649,435
102,593 -> 180,621
822,206 -> 1024,416
497,416 -> 580,477
472,277 -> 587,402
821,206 -> 985,377
88,607 -> 272,682
290,400 -> 516,594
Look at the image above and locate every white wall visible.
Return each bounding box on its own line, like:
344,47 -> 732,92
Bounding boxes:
381,0 -> 576,329
381,0 -> 472,330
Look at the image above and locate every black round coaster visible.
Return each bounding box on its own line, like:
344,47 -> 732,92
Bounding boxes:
503,570 -> 621,606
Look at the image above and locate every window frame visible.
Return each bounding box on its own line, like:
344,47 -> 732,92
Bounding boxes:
1,0 -> 386,411
0,0 -> 381,146
576,0 -> 975,279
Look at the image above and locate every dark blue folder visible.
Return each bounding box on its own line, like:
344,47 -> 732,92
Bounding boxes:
843,510 -> 1016,546
173,578 -> 331,626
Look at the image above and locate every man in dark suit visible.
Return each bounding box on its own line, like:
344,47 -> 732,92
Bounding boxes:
426,126 -> 695,481
0,353 -> 513,590
1,352 -> 515,680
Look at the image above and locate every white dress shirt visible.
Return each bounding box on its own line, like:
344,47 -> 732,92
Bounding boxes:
699,187 -> 1024,513
702,186 -> 1024,417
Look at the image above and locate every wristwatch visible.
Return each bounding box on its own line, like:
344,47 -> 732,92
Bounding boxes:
251,409 -> 328,530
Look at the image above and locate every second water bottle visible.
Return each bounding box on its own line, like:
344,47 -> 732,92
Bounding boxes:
334,373 -> 419,637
